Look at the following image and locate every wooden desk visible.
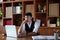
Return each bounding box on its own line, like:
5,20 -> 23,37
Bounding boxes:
0,33 -> 60,40
0,26 -> 32,40
0,34 -> 32,40
0,26 -> 60,40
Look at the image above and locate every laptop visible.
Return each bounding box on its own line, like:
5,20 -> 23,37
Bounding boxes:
6,37 -> 17,40
5,25 -> 26,38
5,25 -> 17,38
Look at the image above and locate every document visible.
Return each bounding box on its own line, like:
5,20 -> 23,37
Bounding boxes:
32,35 -> 60,40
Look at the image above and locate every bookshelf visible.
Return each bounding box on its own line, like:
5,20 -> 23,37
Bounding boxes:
0,0 -> 22,26
36,0 -> 60,36
34,0 -> 47,27
12,2 -> 22,26
22,0 -> 60,36
0,0 -> 60,36
0,3 -> 3,26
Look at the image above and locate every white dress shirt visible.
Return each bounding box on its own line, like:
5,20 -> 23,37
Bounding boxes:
20,19 -> 40,33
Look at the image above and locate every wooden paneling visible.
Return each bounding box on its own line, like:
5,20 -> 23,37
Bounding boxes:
38,27 -> 60,36
38,28 -> 50,35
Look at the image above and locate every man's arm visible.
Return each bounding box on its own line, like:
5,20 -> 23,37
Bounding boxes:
18,20 -> 26,35
18,25 -> 22,35
27,32 -> 37,36
31,19 -> 40,36
27,20 -> 40,36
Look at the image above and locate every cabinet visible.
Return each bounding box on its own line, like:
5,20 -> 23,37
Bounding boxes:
0,0 -> 22,26
34,0 -> 60,36
38,27 -> 60,36
38,27 -> 50,35
34,0 -> 47,27
48,0 -> 60,36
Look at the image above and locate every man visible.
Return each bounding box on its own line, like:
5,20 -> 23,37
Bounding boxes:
18,12 -> 40,36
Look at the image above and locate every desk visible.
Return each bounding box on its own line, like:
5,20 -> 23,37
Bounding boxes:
0,34 -> 32,40
0,34 -> 60,40
0,27 -> 60,40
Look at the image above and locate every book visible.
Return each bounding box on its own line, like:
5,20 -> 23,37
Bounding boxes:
49,3 -> 59,17
6,20 -> 12,25
56,18 -> 60,27
49,24 -> 56,27
6,7 -> 12,18
16,6 -> 22,14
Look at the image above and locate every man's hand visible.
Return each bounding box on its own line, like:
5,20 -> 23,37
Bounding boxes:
18,20 -> 26,35
18,31 -> 27,37
27,32 -> 37,36
21,20 -> 27,25
21,31 -> 26,35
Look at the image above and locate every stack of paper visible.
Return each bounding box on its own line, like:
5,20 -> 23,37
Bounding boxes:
32,35 -> 60,40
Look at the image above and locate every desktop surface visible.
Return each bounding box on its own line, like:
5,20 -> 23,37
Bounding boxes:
0,34 -> 60,40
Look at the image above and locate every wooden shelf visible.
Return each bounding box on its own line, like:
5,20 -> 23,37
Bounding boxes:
36,12 -> 46,14
39,27 -> 60,29
22,0 -> 33,2
35,12 -> 46,18
13,13 -> 22,15
13,1 -> 22,2
3,1 -> 12,3
3,17 -> 12,20
48,16 -> 60,18
0,1 -> 22,4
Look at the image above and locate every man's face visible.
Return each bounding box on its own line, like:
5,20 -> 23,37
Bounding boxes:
25,16 -> 32,22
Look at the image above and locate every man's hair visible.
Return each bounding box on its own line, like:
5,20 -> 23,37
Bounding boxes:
25,12 -> 32,17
